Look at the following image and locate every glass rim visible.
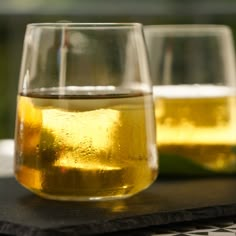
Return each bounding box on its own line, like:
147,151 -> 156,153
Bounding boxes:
144,24 -> 231,34
27,22 -> 143,30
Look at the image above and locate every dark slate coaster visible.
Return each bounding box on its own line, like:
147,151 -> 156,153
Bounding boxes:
1,177 -> 236,236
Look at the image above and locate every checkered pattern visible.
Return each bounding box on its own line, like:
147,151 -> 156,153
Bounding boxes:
151,217 -> 236,236
109,217 -> 236,236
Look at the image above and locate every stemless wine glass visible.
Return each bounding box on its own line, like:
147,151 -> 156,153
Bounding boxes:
145,25 -> 236,176
14,23 -> 158,201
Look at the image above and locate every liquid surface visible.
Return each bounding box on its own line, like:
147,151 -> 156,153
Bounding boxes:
154,85 -> 236,172
15,89 -> 158,200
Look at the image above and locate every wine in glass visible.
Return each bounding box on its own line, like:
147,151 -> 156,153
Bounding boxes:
14,23 -> 158,200
145,25 -> 236,175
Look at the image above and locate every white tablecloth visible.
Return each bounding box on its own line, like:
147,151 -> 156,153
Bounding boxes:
0,139 -> 14,177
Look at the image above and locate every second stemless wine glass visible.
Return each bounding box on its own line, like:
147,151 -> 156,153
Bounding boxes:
145,25 -> 236,175
14,23 -> 158,201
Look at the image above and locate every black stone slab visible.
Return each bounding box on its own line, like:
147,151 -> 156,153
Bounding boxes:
1,177 -> 236,236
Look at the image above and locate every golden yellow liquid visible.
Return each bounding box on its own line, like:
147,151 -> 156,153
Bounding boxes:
154,85 -> 236,173
15,90 -> 157,201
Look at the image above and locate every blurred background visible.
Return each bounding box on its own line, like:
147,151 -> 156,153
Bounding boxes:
1,0 -> 236,138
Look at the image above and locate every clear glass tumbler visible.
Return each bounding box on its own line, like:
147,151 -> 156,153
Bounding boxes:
145,25 -> 236,176
14,23 -> 158,201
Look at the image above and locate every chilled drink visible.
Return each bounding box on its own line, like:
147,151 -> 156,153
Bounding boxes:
15,88 -> 157,200
154,85 -> 236,173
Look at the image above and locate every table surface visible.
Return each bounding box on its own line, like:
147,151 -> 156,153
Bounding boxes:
1,140 -> 236,236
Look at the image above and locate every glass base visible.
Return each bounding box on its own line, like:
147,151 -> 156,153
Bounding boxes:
15,175 -> 157,202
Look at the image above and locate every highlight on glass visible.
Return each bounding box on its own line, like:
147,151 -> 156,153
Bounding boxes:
14,23 -> 158,201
